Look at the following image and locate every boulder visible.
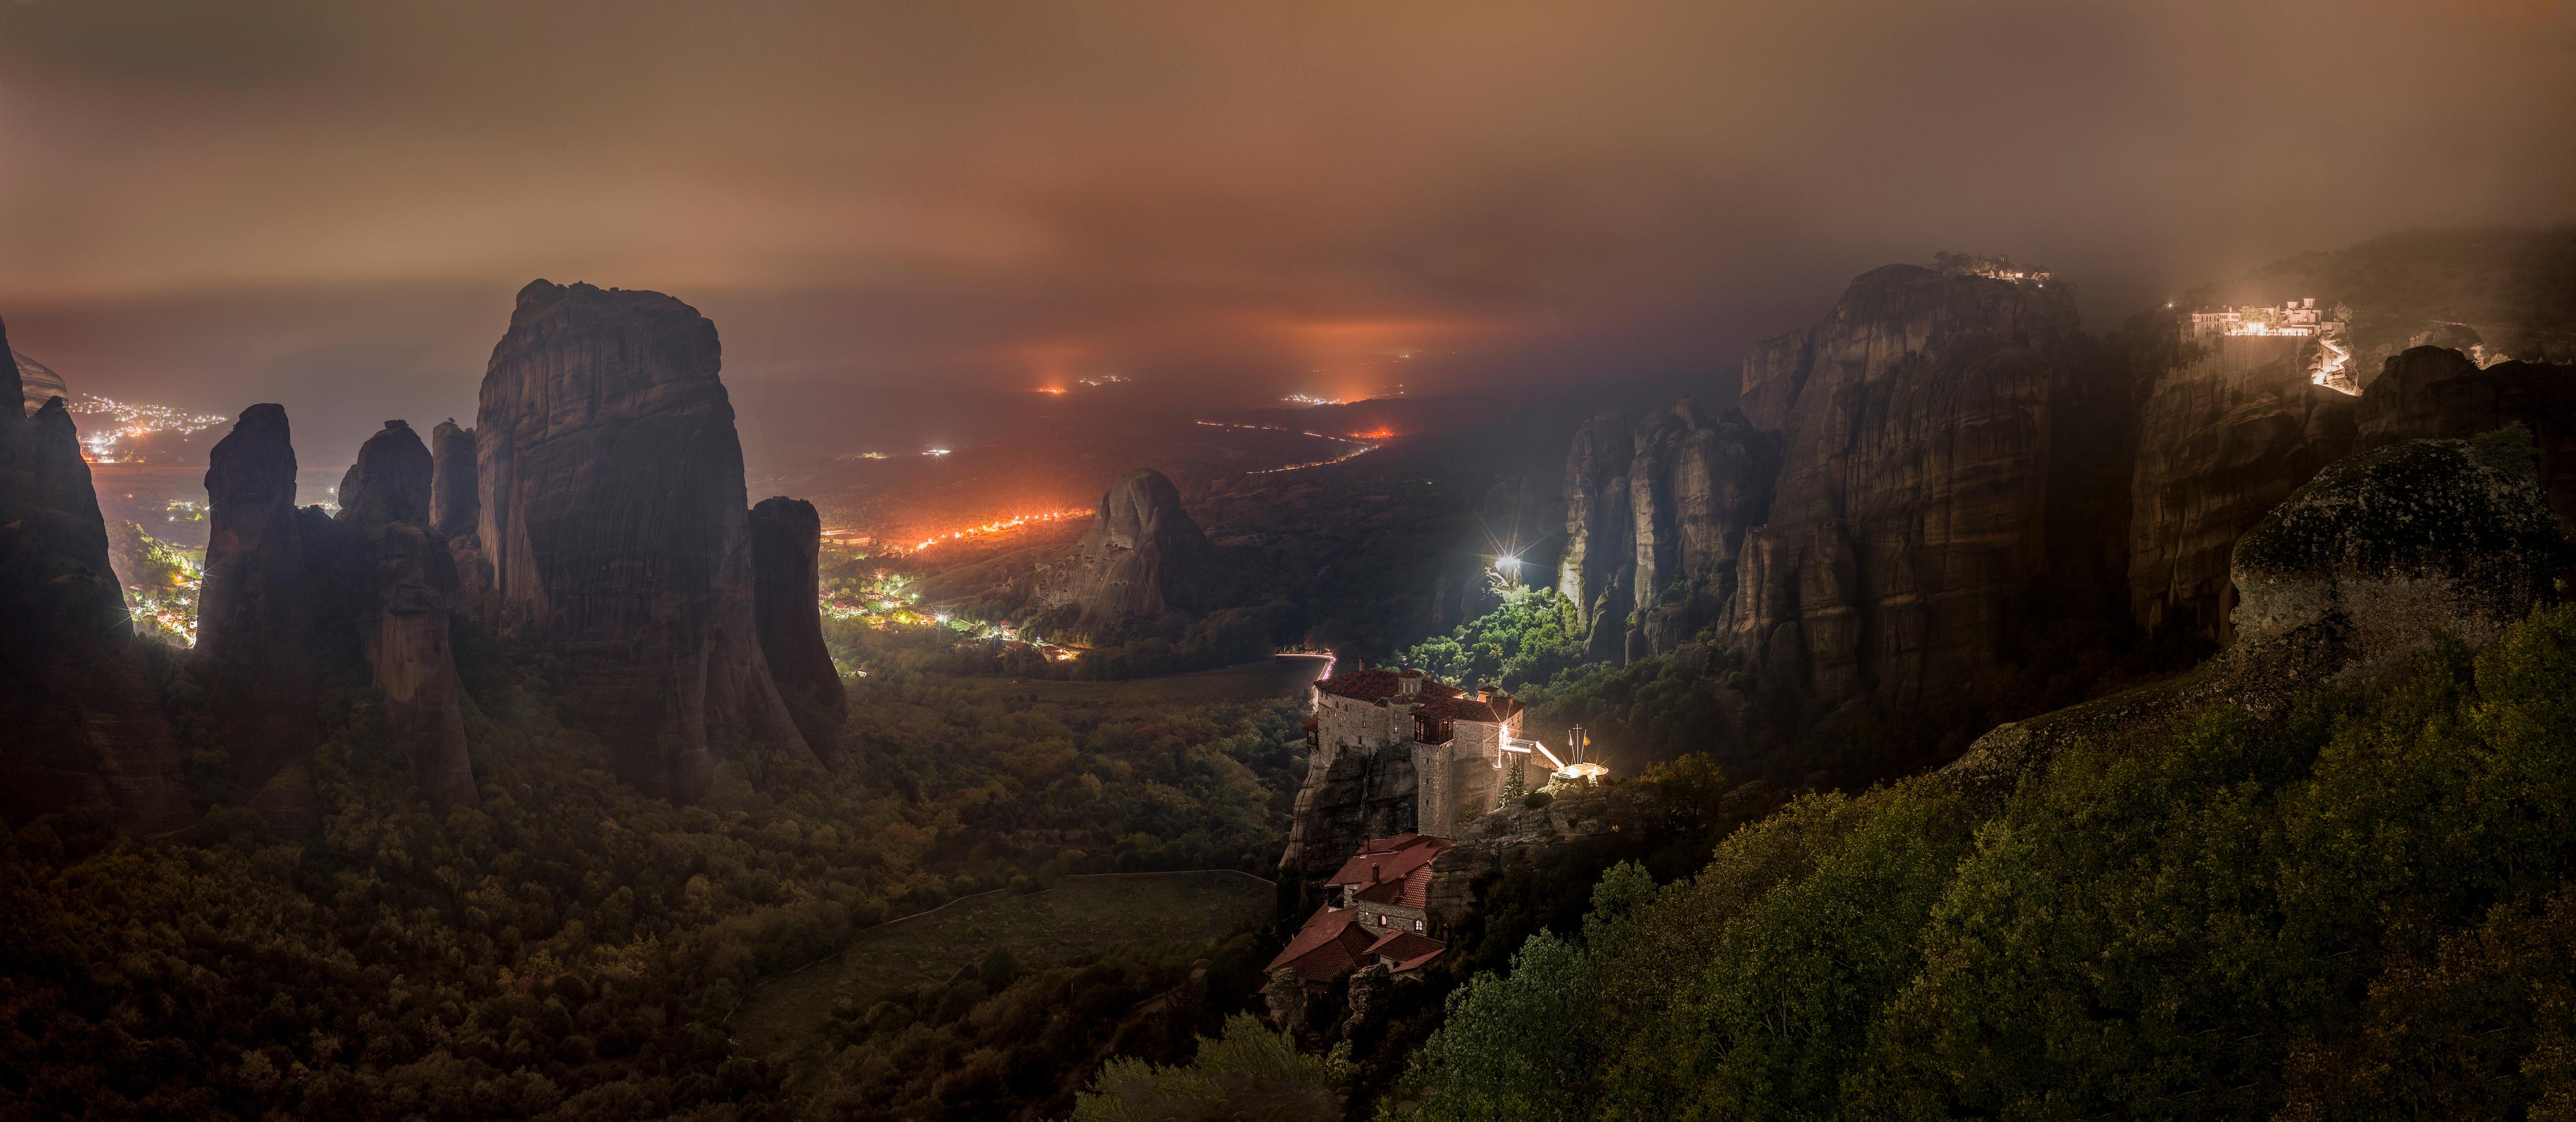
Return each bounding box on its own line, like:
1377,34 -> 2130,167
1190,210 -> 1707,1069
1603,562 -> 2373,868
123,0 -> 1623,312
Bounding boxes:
749,496 -> 845,749
2231,433 -> 2569,662
0,319 -> 191,833
473,279 -> 809,800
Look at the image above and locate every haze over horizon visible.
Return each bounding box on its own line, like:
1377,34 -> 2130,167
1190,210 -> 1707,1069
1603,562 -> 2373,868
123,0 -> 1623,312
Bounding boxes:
5,0 -> 2573,466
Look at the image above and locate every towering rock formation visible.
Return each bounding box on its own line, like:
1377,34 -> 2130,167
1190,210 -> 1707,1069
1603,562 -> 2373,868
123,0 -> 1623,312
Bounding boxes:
428,420 -> 478,539
1036,467 -> 1222,631
1723,265 -> 2095,707
429,420 -> 494,619
336,421 -> 478,814
199,411 -> 484,825
0,319 -> 192,833
1556,413 -> 1635,645
749,496 -> 845,750
198,403 -> 328,829
473,280 -> 808,799
2127,335 -> 2359,640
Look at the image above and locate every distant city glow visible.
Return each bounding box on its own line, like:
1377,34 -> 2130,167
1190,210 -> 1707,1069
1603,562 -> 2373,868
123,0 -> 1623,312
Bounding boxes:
1283,394 -> 1344,406
64,395 -> 229,463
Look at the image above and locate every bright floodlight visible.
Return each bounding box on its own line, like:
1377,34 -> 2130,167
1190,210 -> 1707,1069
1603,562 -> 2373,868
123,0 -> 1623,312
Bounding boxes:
1496,553 -> 1521,572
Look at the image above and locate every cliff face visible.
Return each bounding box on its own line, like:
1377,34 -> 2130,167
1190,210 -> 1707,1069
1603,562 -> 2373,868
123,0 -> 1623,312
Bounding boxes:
198,411 -> 482,826
1558,266 -> 2098,714
1036,467 -> 1221,632
1950,433 -> 2570,801
473,279 -> 808,800
199,403 -> 328,828
2127,336 -> 2359,641
428,420 -> 479,539
1732,266 -> 2089,707
1556,413 -> 1635,644
2355,346 -> 2576,526
749,496 -> 845,749
336,421 -> 479,815
0,318 -> 192,833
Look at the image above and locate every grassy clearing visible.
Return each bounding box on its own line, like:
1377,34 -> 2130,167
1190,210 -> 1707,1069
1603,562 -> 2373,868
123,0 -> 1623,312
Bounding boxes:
732,870 -> 1278,1060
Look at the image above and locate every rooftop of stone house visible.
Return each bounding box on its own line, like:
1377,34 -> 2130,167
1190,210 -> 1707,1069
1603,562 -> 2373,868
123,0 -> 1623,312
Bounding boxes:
1325,832 -> 1450,895
1268,906 -> 1380,985
1314,667 -> 1522,721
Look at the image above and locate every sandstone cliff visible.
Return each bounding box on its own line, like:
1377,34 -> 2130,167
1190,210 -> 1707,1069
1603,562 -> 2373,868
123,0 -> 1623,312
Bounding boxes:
199,410 -> 483,825
2127,335 -> 2359,640
749,496 -> 846,749
0,317 -> 192,834
1950,432 -> 2569,801
1035,467 -> 1221,632
2355,346 -> 2576,526
198,403 -> 329,830
473,279 -> 809,799
1559,266 -> 2108,717
1730,266 -> 2096,707
428,420 -> 479,539
336,421 -> 479,814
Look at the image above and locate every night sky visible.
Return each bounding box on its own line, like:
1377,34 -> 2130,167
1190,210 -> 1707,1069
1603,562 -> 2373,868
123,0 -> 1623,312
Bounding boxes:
3,0 -> 2571,466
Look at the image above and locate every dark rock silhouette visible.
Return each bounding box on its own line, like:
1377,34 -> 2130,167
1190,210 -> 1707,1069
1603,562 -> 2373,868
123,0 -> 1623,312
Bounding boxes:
428,420 -> 478,538
472,279 -> 809,800
198,411 -> 482,827
336,421 -> 478,814
749,496 -> 845,750
0,316 -> 191,834
1037,467 -> 1221,631
198,403 -> 327,832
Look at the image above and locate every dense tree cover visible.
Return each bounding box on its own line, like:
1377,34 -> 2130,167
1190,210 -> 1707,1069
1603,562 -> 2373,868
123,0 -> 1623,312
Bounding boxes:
1399,580 -> 1582,693
1070,1013 -> 1345,1121
1397,606 -> 2576,1119
804,936 -> 1279,1119
0,621 -> 1312,1120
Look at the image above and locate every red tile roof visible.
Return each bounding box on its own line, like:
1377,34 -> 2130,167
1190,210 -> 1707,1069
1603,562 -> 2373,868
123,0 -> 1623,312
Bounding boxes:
1325,832 -> 1450,891
1264,907 -> 1382,984
1354,861 -> 1437,908
1314,668 -> 1466,704
1362,930 -> 1448,972
1412,692 -> 1522,723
